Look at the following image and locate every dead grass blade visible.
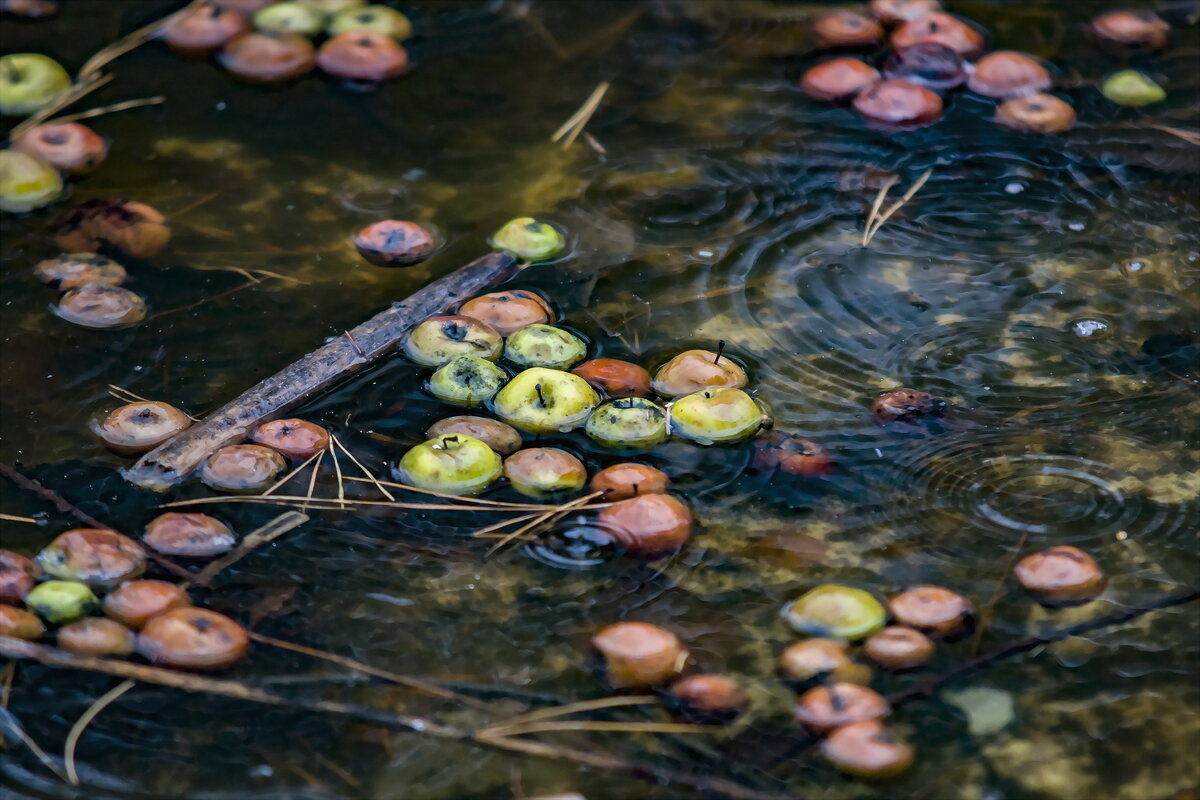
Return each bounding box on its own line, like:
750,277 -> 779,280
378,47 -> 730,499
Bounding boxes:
863,168 -> 933,246
51,96 -> 164,125
861,174 -> 898,246
261,449 -> 325,497
64,680 -> 135,785
551,82 -> 611,149
481,695 -> 656,736
0,513 -> 40,524
331,434 -> 393,501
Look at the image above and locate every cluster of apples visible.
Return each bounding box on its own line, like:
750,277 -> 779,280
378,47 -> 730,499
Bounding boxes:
160,0 -> 412,84
0,50 -> 114,216
397,307 -> 767,481
584,546 -> 1108,780
796,0 -> 1174,133
0,522 -> 251,670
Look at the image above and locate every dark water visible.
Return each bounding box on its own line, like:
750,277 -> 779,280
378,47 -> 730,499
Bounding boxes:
2,1 -> 1199,798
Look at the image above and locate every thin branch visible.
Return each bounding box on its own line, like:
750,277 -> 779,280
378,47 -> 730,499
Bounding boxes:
50,95 -> 164,125
247,632 -> 492,710
0,462 -> 111,530
0,707 -> 69,783
481,720 -> 711,737
0,638 -> 789,800
78,0 -> 203,80
889,586 -> 1200,707
188,511 -> 309,588
64,680 -> 135,785
481,695 -> 657,736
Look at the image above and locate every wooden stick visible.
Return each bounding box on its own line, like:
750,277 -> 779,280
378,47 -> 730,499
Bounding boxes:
124,253 -> 520,491
0,462 -> 111,530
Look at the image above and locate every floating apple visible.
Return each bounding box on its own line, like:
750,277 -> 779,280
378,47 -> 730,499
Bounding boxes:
491,367 -> 599,433
397,433 -> 502,495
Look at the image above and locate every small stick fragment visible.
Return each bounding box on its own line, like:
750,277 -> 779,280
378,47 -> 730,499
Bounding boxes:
0,513 -> 40,524
65,680 -> 135,785
552,82 -> 611,149
0,462 -> 111,530
344,331 -> 365,358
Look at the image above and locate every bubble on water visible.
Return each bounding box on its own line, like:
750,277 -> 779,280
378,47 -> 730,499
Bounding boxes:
1123,258 -> 1146,272
1068,221 -> 1086,231
1004,182 -> 1025,194
1070,318 -> 1110,338
249,765 -> 273,778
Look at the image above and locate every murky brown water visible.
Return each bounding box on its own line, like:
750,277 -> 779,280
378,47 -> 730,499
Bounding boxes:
2,1 -> 1199,798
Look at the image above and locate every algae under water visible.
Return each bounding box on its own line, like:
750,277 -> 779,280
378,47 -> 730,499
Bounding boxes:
1,1 -> 1198,798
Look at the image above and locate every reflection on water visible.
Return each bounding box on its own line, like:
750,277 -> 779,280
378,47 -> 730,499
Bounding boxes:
1,0 -> 1198,799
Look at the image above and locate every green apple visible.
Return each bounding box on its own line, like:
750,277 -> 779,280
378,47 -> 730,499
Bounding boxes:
0,53 -> 70,116
1102,70 -> 1165,107
328,4 -> 411,38
404,315 -> 502,367
490,217 -> 565,261
0,150 -> 62,213
504,324 -> 587,369
783,584 -> 886,641
492,367 -> 599,433
428,356 -> 507,406
397,433 -> 502,495
255,2 -> 325,35
668,388 -> 764,445
585,397 -> 669,448
24,580 -> 99,624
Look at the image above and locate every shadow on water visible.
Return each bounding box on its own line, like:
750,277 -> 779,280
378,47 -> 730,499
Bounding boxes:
1,0 -> 1198,798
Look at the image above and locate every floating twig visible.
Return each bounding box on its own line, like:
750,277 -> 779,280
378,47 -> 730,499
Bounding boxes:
64,680 -> 135,785
0,513 -> 40,524
9,73 -> 112,139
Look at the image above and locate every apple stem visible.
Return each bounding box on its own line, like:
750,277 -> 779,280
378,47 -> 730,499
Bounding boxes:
714,340 -> 726,364
534,383 -> 545,406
